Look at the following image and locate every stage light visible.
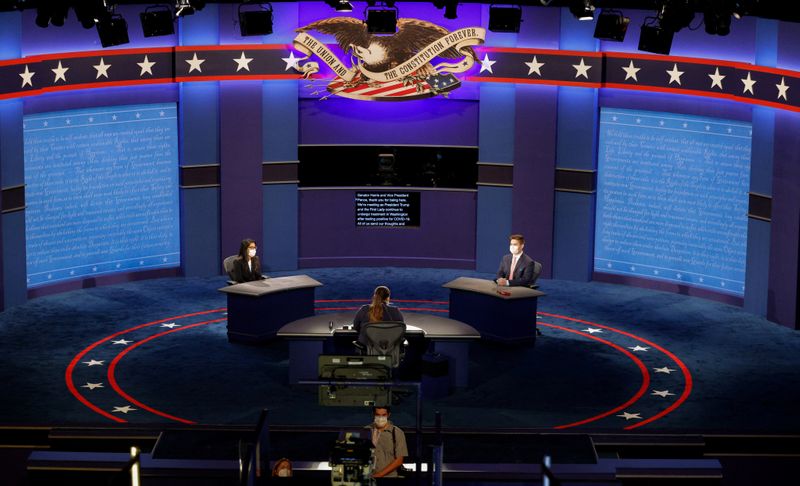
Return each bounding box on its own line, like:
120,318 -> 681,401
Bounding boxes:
594,10 -> 630,42
488,5 -> 522,33
444,0 -> 457,19
638,21 -> 673,55
569,0 -> 595,21
74,1 -> 106,29
239,2 -> 273,36
97,14 -> 130,48
704,1 -> 732,36
176,0 -> 205,18
140,5 -> 174,37
335,0 -> 353,12
658,0 -> 695,32
366,5 -> 397,34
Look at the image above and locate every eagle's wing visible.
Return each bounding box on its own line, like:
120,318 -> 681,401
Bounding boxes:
295,17 -> 371,52
392,18 -> 478,61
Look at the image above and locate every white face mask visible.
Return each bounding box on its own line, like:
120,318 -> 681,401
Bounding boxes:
509,244 -> 521,255
374,415 -> 388,427
248,248 -> 256,258
277,468 -> 290,477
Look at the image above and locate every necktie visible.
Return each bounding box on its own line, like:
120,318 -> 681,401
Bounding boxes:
509,256 -> 518,282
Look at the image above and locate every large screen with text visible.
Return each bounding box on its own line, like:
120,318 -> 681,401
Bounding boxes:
24,103 -> 180,288
594,108 -> 751,296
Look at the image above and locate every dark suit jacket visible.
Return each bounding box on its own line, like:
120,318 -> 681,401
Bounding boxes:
353,303 -> 404,345
496,252 -> 536,287
231,256 -> 262,283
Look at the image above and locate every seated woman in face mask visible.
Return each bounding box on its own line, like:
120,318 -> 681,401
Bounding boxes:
353,286 -> 404,345
231,238 -> 263,283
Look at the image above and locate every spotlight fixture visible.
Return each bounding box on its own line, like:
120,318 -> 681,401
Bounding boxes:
74,0 -> 106,29
175,0 -> 206,18
334,0 -> 354,12
638,18 -> 673,55
569,0 -> 595,21
239,2 -> 273,36
704,1 -> 732,36
593,9 -> 630,42
35,1 -> 68,28
443,0 -> 457,20
366,4 -> 397,34
97,14 -> 130,48
140,5 -> 174,37
488,5 -> 522,33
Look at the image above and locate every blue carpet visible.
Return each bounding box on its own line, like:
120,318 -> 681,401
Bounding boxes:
1,267 -> 799,433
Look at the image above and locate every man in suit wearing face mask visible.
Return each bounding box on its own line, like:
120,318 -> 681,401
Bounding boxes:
496,234 -> 536,287
365,406 -> 407,479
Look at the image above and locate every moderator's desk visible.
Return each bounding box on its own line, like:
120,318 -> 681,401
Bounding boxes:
219,275 -> 323,343
277,312 -> 480,387
444,277 -> 545,343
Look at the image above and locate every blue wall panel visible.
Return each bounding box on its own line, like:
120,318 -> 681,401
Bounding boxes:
181,188 -> 221,277
476,185 -> 513,274
263,184 -> 298,272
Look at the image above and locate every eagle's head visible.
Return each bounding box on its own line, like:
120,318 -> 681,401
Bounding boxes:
349,40 -> 393,71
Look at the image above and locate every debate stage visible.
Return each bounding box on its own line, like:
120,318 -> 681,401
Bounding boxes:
1,266 -> 798,436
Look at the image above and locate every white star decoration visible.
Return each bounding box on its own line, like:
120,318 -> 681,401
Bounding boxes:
652,390 -> 676,398
572,58 -> 592,79
281,51 -> 301,71
161,322 -> 180,329
582,328 -> 603,334
741,72 -> 756,95
524,56 -> 544,76
708,67 -> 725,90
666,63 -> 684,85
622,60 -> 640,81
653,366 -> 677,374
93,58 -> 111,79
776,77 -> 789,101
479,54 -> 496,74
112,406 -> 137,414
137,55 -> 156,76
233,51 -> 254,72
185,53 -> 206,73
83,359 -> 104,366
19,65 -> 35,88
617,412 -> 642,420
112,339 -> 133,345
629,345 -> 650,352
82,383 -> 104,390
52,61 -> 69,83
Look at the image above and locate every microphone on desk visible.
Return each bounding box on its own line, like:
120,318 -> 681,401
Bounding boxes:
329,320 -> 334,331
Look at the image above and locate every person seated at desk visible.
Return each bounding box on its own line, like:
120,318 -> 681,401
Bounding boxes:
496,233 -> 536,287
353,286 -> 404,345
231,238 -> 263,283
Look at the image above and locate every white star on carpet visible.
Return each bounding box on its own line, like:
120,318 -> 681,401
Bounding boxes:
629,345 -> 650,352
233,51 -> 254,72
652,390 -> 676,398
524,56 -> 544,76
617,412 -> 642,420
776,77 -> 789,101
19,65 -> 35,88
112,339 -> 133,345
82,383 -> 104,390
112,406 -> 137,414
572,58 -> 592,79
93,58 -> 111,79
582,328 -> 603,334
185,53 -> 206,73
161,322 -> 180,329
741,72 -> 756,95
708,67 -> 725,90
653,366 -> 677,374
479,54 -> 496,74
282,51 -> 301,71
137,55 -> 156,76
83,360 -> 104,366
666,63 -> 684,85
51,61 -> 69,83
621,60 -> 640,81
